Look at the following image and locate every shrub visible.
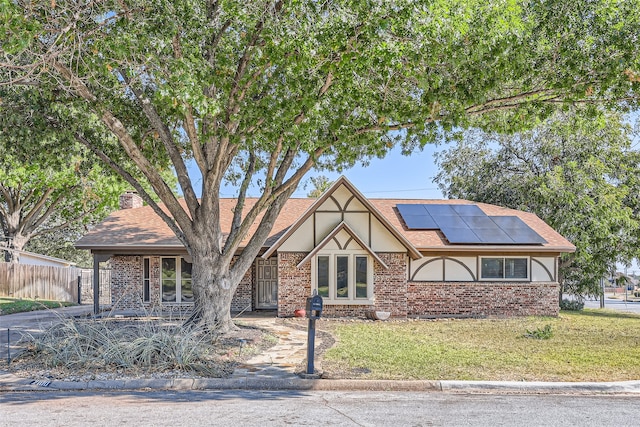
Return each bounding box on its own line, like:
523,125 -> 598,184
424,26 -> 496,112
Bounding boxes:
16,317 -> 266,377
560,299 -> 584,311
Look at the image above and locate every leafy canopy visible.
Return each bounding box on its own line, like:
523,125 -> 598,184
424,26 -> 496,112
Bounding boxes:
434,109 -> 640,296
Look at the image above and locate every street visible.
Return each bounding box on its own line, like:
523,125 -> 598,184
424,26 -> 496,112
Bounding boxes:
0,390 -> 637,426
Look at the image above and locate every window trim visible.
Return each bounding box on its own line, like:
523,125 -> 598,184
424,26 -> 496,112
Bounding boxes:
142,257 -> 151,303
311,251 -> 374,305
160,256 -> 194,304
479,256 -> 530,281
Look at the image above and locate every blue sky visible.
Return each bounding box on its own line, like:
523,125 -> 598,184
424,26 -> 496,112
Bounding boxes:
212,144 -> 446,199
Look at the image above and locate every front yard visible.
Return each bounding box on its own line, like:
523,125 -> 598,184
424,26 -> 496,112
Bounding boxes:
0,297 -> 73,315
319,309 -> 640,382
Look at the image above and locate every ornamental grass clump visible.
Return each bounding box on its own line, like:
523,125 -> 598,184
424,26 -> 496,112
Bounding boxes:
18,317 -> 254,377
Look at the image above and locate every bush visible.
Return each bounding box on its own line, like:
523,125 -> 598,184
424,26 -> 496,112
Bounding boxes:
560,299 -> 584,311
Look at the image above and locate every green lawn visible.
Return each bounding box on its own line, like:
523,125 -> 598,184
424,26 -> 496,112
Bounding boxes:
0,297 -> 74,315
320,309 -> 640,382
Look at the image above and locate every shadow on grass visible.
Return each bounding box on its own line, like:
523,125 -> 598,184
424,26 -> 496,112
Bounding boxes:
566,308 -> 640,321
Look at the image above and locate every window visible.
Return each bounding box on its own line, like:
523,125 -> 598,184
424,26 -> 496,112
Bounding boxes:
313,252 -> 373,304
143,258 -> 150,302
480,257 -> 528,280
161,257 -> 194,303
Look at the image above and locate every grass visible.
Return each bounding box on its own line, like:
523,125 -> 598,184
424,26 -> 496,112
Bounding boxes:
320,309 -> 640,382
0,297 -> 74,315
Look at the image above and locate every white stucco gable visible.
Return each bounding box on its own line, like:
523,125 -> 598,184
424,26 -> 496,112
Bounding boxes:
262,176 -> 421,259
296,222 -> 389,269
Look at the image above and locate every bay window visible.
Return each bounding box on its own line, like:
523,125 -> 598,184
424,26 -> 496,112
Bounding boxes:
313,252 -> 373,304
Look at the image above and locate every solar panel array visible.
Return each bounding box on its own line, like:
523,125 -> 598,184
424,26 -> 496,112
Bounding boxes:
396,204 -> 547,245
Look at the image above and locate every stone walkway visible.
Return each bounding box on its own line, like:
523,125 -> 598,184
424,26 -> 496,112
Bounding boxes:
231,315 -> 318,379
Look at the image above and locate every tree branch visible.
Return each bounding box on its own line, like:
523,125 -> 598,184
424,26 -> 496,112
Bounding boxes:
49,60 -> 193,235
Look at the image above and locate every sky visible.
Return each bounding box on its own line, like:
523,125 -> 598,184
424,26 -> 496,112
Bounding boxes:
214,144 -> 446,200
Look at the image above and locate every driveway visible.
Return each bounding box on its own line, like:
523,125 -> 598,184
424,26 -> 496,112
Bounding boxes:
0,305 -> 94,366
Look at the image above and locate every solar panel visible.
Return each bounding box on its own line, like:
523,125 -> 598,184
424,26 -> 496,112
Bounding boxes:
451,205 -> 485,216
472,227 -> 514,244
396,204 -> 439,229
439,226 -> 483,244
492,216 -> 547,244
396,204 -> 429,215
401,214 -> 439,230
395,204 -> 547,245
424,204 -> 456,217
432,215 -> 468,228
461,215 -> 500,229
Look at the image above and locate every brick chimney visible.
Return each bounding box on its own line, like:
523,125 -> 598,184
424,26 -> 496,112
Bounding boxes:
119,191 -> 143,210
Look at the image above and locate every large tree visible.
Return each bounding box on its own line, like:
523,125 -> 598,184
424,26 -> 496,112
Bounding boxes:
2,0 -> 639,330
433,109 -> 640,297
0,87 -> 129,262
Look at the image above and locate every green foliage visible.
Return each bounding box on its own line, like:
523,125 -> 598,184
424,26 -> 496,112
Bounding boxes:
522,324 -> 553,340
2,0 -> 640,327
434,109 -> 640,296
306,175 -> 334,198
559,299 -> 585,311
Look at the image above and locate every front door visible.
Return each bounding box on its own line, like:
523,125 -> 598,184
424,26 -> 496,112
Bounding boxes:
256,258 -> 278,309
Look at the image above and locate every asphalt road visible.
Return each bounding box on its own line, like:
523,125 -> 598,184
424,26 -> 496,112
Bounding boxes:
1,390 -> 638,426
583,296 -> 640,313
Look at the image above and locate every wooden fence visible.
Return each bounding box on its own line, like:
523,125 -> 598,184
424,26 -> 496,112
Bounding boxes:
0,264 -> 111,304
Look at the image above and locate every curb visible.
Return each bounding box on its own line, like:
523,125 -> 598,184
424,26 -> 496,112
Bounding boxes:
2,371 -> 640,394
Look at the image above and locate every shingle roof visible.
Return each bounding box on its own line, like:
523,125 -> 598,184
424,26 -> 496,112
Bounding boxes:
76,197 -> 574,254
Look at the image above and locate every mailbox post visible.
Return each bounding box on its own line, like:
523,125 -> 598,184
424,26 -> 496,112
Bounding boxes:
305,292 -> 323,375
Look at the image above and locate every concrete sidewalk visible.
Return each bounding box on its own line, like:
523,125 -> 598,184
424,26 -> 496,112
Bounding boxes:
1,306 -> 640,394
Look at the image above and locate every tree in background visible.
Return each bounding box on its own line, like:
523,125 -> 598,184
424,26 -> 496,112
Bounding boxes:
2,0 -> 640,330
306,176 -> 334,198
0,87 -> 129,263
434,109 -> 640,297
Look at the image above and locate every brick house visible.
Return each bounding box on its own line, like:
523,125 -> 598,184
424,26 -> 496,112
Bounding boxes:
76,177 -> 575,318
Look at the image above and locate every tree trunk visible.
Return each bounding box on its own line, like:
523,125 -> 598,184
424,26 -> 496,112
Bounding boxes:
2,233 -> 28,263
186,250 -> 239,333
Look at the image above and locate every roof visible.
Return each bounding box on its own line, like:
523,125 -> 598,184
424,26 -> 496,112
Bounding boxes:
1,248 -> 76,267
76,189 -> 575,255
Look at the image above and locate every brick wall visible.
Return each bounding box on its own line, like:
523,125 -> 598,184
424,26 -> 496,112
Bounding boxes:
231,260 -> 254,312
110,256 -> 144,311
407,281 -> 559,317
110,255 -> 254,314
277,252 -> 408,318
277,252 -> 311,317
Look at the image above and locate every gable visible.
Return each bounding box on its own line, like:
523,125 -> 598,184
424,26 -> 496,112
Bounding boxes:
265,177 -> 421,259
296,222 -> 389,269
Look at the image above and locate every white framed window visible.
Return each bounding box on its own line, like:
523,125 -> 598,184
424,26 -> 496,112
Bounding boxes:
312,251 -> 374,304
161,257 -> 193,303
480,257 -> 529,280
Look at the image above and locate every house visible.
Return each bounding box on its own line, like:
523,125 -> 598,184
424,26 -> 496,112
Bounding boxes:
75,177 -> 575,318
1,247 -> 76,268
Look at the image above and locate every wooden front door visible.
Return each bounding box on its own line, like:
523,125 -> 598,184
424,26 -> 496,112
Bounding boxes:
256,258 -> 278,309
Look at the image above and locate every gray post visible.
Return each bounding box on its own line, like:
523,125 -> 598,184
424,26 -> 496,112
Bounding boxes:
306,317 -> 316,375
93,254 -> 100,315
77,275 -> 82,305
600,278 -> 605,309
6,328 -> 10,366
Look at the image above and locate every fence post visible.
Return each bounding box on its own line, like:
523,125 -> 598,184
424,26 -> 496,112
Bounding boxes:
77,275 -> 82,305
